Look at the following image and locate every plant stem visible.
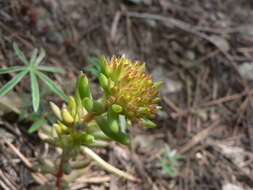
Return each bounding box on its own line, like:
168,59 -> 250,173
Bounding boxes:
82,113 -> 96,123
56,148 -> 69,190
55,157 -> 64,190
81,146 -> 140,182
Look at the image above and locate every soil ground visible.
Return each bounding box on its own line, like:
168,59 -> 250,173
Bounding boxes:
0,0 -> 253,190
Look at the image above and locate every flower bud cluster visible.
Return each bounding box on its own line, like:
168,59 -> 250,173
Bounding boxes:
48,56 -> 162,148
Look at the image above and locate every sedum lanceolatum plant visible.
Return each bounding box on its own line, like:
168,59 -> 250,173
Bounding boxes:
32,55 -> 162,189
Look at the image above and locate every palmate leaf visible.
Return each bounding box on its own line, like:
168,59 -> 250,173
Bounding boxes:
36,71 -> 67,101
0,66 -> 26,74
0,70 -> 28,96
37,66 -> 64,73
13,43 -> 29,65
30,72 -> 40,112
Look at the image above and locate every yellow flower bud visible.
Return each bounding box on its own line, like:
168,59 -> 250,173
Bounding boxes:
54,123 -> 62,134
62,108 -> 74,123
50,102 -> 62,120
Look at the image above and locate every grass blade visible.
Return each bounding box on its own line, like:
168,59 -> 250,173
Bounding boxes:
36,71 -> 67,100
30,72 -> 40,112
0,66 -> 26,74
34,48 -> 45,66
0,70 -> 28,96
13,43 -> 29,65
37,66 -> 64,73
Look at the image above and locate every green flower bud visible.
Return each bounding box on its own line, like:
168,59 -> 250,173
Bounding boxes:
141,118 -> 156,128
108,105 -> 120,133
50,102 -> 62,120
82,97 -> 94,112
100,56 -> 109,76
95,116 -> 130,145
153,81 -> 163,89
137,107 -> 149,114
112,104 -> 123,113
156,106 -> 162,110
82,133 -> 95,144
109,119 -> 119,133
92,100 -> 104,114
98,73 -> 109,90
152,97 -> 161,103
78,73 -> 92,99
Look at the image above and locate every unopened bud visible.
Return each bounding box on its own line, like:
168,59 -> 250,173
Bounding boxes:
50,102 -> 62,120
62,108 -> 74,123
137,107 -> 149,114
68,96 -> 76,116
99,73 -> 109,90
58,122 -> 68,132
153,81 -> 163,89
79,73 -> 92,99
53,123 -> 62,134
141,118 -> 156,128
82,97 -> 93,112
93,100 -> 104,114
82,133 -> 95,144
112,104 -> 122,113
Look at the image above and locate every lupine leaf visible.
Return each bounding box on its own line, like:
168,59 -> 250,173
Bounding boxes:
13,43 -> 29,65
30,72 -> 40,112
30,49 -> 38,66
0,66 -> 26,74
37,66 -> 64,73
0,70 -> 28,96
36,71 -> 67,100
34,48 -> 45,66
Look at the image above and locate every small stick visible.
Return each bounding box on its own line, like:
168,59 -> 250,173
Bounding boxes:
3,139 -> 48,184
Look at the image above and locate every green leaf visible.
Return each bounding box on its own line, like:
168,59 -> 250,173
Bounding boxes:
30,49 -> 38,66
13,43 -> 29,65
0,66 -> 26,74
85,57 -> 102,76
37,66 -> 64,73
34,48 -> 45,66
0,70 -> 28,96
36,71 -> 67,100
30,72 -> 40,112
28,118 -> 45,133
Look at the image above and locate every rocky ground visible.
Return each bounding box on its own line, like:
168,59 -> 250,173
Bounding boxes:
0,0 -> 253,189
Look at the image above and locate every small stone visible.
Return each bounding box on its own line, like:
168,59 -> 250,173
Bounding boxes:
238,62 -> 253,80
185,50 -> 196,60
222,183 -> 244,190
46,31 -> 64,45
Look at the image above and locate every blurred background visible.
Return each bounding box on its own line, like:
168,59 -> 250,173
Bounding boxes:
0,0 -> 253,189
